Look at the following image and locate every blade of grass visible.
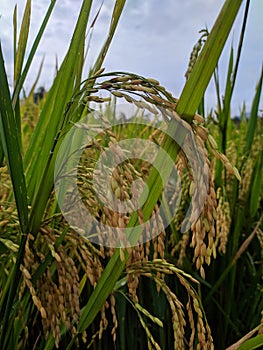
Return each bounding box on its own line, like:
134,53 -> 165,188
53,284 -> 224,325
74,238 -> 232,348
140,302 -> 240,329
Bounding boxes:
214,0 -> 250,188
222,46 -> 234,133
223,0 -> 250,124
13,0 -> 31,142
231,0 -> 251,97
250,151 -> 262,217
12,0 -> 57,107
213,65 -> 222,115
90,0 -> 126,75
0,136 -> 4,166
226,326 -> 263,350
13,4 -> 17,82
0,46 -> 28,234
215,47 -> 234,187
0,43 -> 29,347
68,0 -> 126,123
246,65 -> 263,152
27,55 -> 45,99
14,0 -> 31,85
237,335 -> 263,350
175,0 -> 243,120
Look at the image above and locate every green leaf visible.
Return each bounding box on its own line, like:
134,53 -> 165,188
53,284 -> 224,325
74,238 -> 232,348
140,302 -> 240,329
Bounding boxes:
246,65 -> 263,152
215,46 -> 234,185
12,0 -> 57,107
13,5 -> 17,80
176,0 -> 243,120
0,45 -> 28,234
14,0 -> 31,84
0,43 -> 29,350
90,0 -> 126,75
27,56 -> 45,99
237,334 -> 263,350
13,0 -> 31,142
222,46 -> 234,129
250,152 -> 263,217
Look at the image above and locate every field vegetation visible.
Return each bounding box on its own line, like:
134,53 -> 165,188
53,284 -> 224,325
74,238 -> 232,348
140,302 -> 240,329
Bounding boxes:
0,0 -> 262,349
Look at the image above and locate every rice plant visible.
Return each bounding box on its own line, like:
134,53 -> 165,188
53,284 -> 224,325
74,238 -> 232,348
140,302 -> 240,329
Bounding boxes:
0,0 -> 262,349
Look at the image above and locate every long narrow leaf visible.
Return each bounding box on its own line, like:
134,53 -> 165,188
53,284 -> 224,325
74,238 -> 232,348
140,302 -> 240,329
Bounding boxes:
246,65 -> 263,151
0,43 -> 29,347
231,0 -> 251,96
250,151 -> 263,217
14,0 -> 31,84
176,0 -> 243,119
13,5 -> 17,80
13,0 -> 31,142
235,334 -> 263,350
91,0 -> 126,75
215,47 -> 234,186
0,45 -> 28,233
12,0 -> 56,107
27,55 -> 45,99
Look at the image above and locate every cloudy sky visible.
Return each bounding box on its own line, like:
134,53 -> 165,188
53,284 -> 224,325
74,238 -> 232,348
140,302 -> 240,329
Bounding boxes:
1,0 -> 262,116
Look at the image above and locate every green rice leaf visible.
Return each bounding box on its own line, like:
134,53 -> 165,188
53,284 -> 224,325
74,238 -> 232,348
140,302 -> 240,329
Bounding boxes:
12,0 -> 57,106
222,46 -> 234,129
0,43 -> 29,349
27,56 -> 45,99
250,152 -> 263,217
13,0 -> 31,141
14,0 -> 31,85
237,334 -> 263,350
246,65 -> 263,151
90,0 -> 126,75
0,45 -> 28,234
176,0 -> 243,120
13,5 -> 17,78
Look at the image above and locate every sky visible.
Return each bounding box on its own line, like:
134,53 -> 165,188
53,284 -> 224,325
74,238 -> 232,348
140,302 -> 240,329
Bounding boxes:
0,0 -> 262,116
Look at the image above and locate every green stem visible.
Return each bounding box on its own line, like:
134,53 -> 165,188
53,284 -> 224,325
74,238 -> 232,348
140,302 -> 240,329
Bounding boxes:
0,234 -> 27,348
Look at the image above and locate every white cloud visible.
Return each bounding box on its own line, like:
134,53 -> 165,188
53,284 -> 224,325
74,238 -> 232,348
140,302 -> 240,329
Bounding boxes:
0,0 -> 262,115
